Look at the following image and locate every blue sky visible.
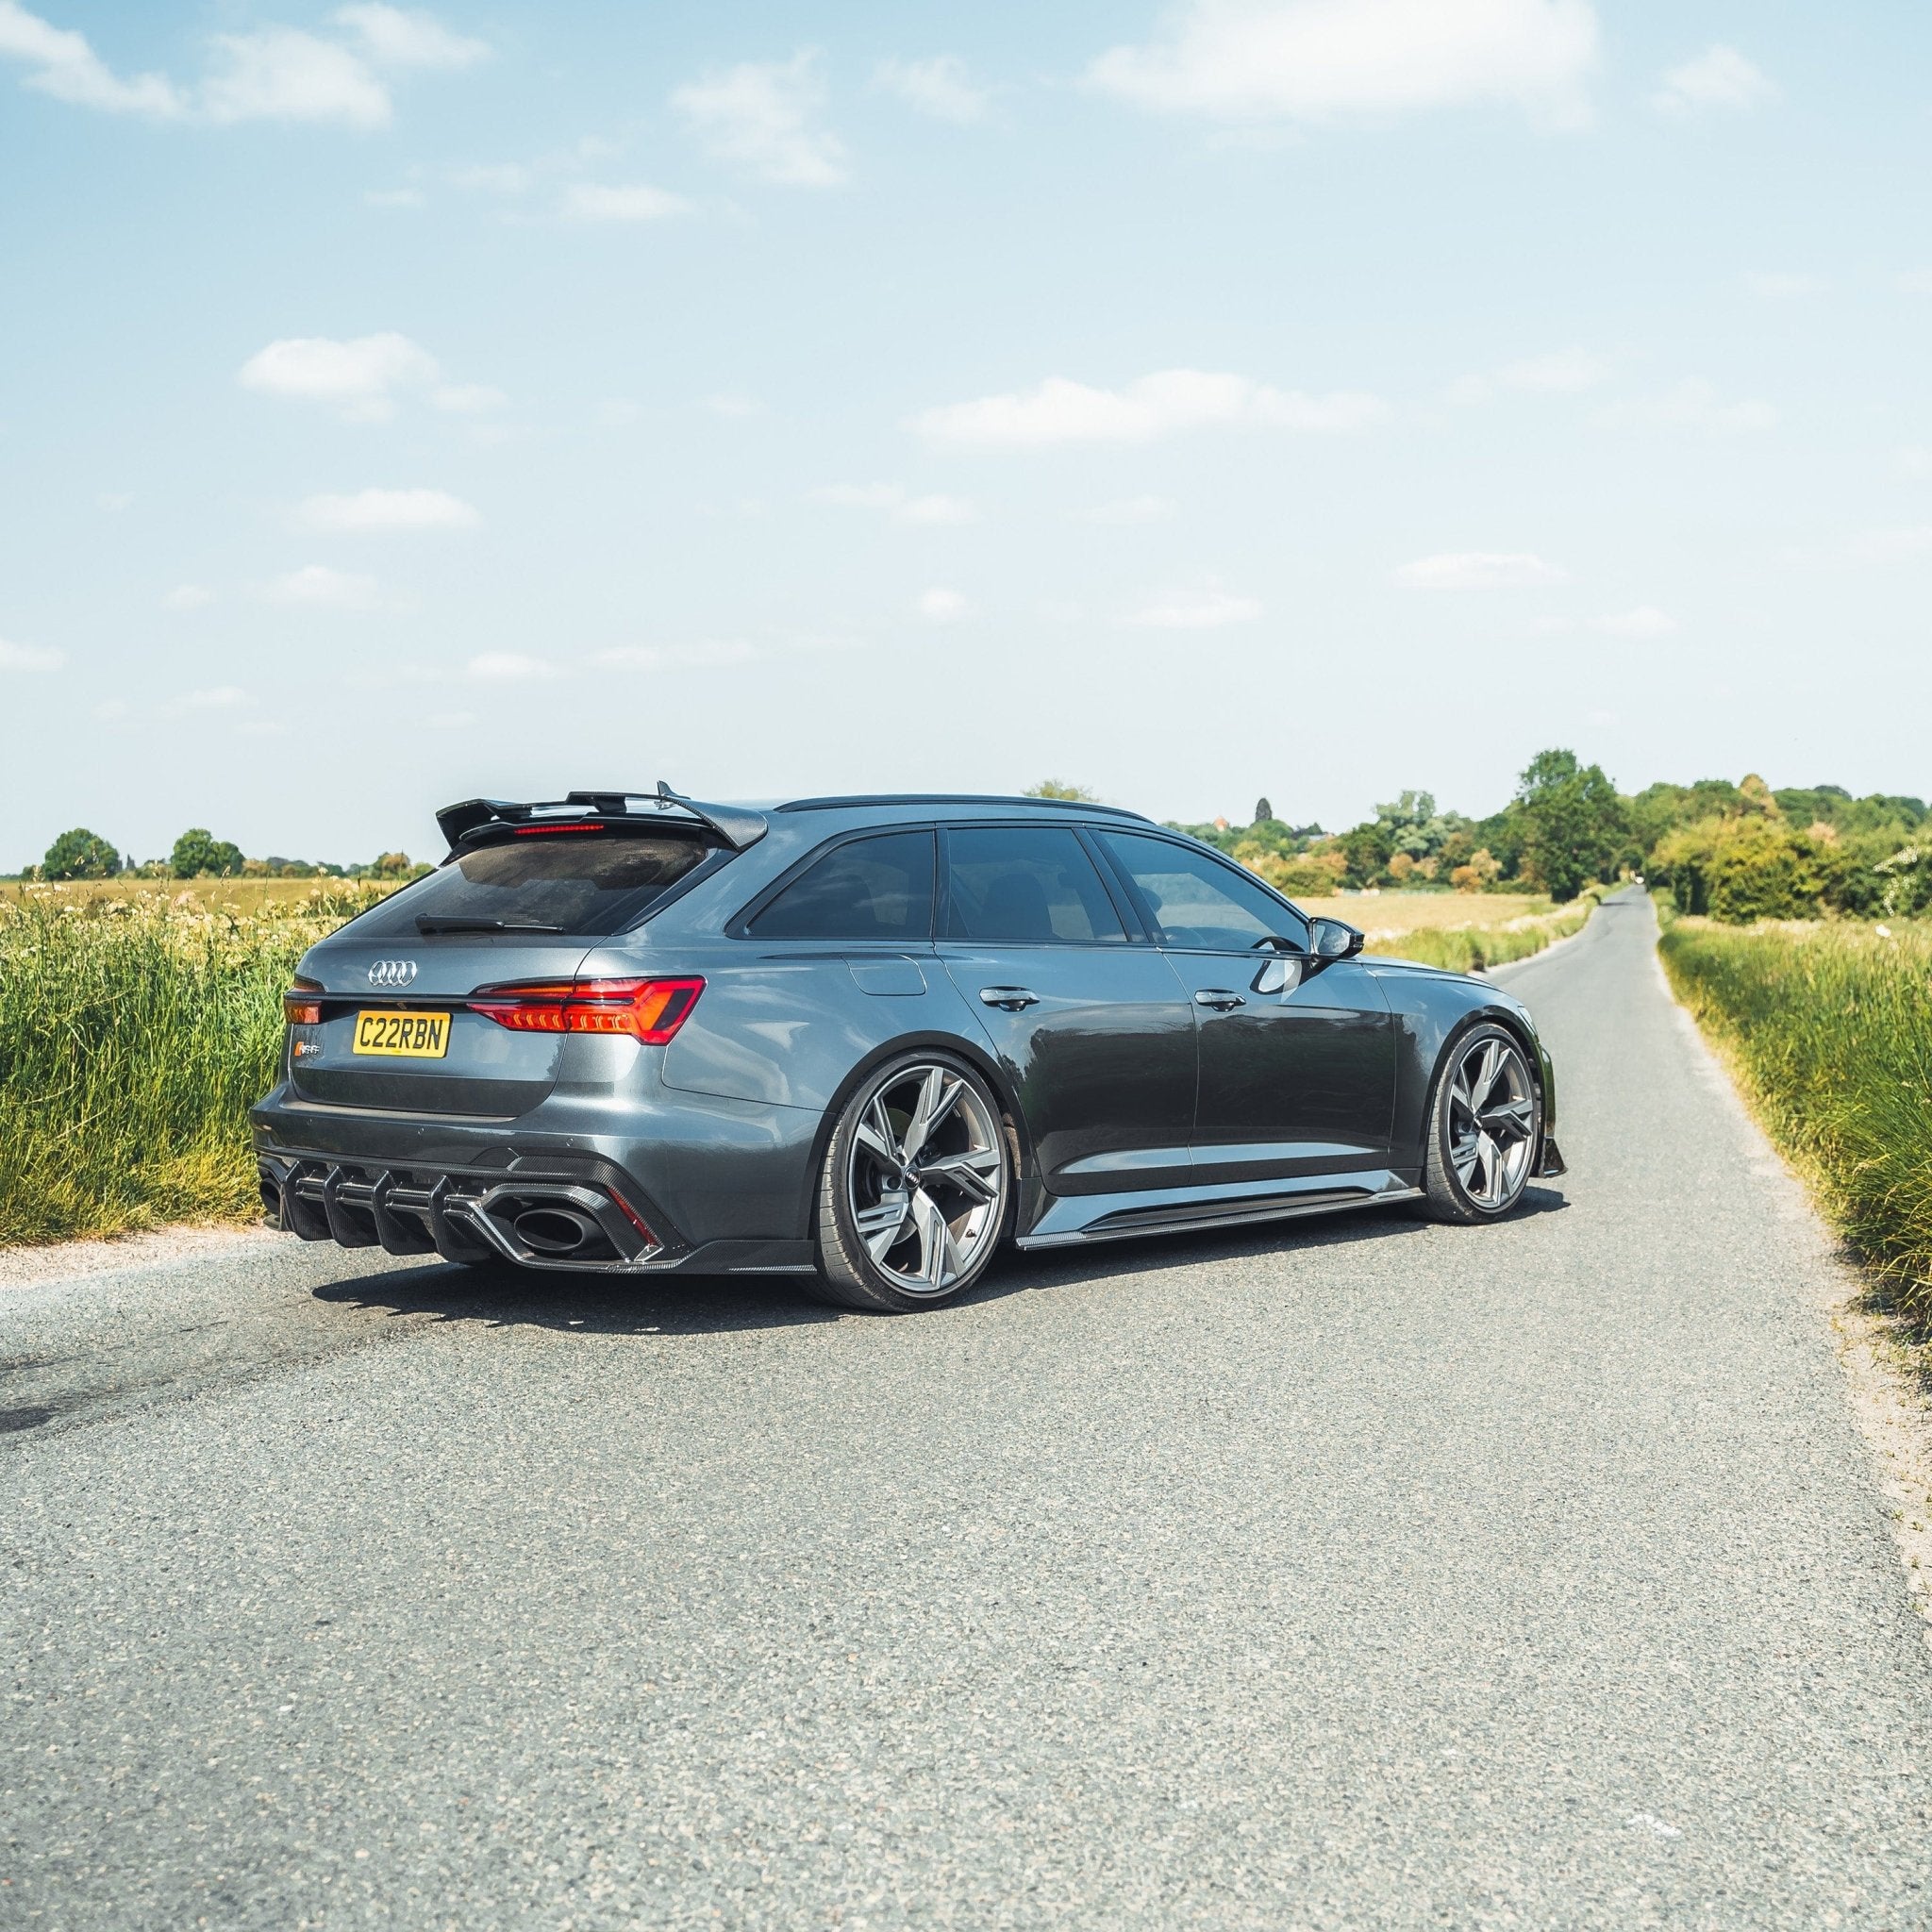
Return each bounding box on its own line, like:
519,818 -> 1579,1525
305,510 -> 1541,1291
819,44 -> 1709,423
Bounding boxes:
3,1 -> 1929,868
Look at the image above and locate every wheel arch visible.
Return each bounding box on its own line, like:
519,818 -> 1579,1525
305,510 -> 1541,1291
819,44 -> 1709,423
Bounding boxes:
791,1029 -> 1034,1241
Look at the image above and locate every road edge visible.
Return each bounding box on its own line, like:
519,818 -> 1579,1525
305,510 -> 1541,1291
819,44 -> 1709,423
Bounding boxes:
1649,941 -> 1932,1648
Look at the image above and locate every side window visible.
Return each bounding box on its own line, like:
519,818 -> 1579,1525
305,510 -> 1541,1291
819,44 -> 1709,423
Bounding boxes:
944,826 -> 1128,944
747,831 -> 936,941
1097,831 -> 1309,954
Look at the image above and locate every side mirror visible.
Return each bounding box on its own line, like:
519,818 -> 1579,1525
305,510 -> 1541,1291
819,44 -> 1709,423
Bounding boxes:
1309,917 -> 1364,961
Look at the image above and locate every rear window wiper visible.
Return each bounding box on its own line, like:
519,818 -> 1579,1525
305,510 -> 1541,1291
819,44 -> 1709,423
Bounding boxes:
413,917 -> 568,935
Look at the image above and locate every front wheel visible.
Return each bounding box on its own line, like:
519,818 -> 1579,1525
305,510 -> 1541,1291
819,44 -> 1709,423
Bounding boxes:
1419,1024 -> 1541,1224
812,1054 -> 1011,1312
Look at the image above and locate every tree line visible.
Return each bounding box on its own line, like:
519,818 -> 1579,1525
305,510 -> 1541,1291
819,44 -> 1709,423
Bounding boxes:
1160,750 -> 1928,921
27,826 -> 426,884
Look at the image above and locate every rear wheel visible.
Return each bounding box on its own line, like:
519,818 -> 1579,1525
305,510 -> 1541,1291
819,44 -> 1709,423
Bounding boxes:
812,1054 -> 1010,1312
1420,1024 -> 1541,1224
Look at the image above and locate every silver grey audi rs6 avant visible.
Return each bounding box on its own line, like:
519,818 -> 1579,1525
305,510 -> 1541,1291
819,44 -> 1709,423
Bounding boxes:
254,788 -> 1565,1312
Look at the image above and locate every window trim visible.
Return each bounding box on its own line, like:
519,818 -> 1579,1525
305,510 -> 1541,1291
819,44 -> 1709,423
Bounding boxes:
725,826 -> 940,944
1091,828 -> 1313,957
934,821 -> 1145,949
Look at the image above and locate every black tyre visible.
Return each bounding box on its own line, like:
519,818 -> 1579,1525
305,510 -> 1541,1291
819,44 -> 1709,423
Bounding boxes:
1419,1024 -> 1541,1224
812,1052 -> 1011,1312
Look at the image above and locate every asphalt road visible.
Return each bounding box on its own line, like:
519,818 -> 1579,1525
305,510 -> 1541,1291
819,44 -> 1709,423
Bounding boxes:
5,890 -> 1928,1928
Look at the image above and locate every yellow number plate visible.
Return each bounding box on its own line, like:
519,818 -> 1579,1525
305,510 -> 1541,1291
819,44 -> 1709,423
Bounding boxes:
352,1009 -> 452,1058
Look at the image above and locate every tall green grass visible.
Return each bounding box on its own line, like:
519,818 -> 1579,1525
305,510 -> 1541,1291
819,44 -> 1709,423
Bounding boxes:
0,886 -> 386,1245
1659,915 -> 1932,1312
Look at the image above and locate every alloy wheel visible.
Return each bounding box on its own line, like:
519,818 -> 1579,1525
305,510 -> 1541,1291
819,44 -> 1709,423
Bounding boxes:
1445,1034 -> 1537,1211
845,1063 -> 1006,1296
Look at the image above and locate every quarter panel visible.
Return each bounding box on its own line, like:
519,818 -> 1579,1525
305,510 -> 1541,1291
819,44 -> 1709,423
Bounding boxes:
657,943 -> 986,1113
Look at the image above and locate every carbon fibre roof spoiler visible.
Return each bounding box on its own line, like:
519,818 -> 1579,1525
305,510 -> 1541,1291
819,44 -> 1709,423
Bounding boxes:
435,783 -> 769,853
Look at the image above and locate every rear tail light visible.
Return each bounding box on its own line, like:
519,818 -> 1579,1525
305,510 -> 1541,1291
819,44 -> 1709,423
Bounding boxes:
470,976 -> 705,1044
283,977 -> 325,1025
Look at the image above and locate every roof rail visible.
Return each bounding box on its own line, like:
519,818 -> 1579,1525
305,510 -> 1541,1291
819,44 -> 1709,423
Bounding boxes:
775,792 -> 1150,822
435,785 -> 769,853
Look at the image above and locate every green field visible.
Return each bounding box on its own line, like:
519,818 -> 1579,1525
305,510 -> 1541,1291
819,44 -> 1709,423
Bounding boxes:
0,885 -> 391,1245
1659,912 -> 1932,1314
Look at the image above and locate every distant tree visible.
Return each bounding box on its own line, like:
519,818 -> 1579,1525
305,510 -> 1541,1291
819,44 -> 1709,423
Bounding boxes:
1253,796 -> 1273,825
1511,749 -> 1626,901
1024,779 -> 1098,802
42,827 -> 121,880
369,852 -> 415,878
170,827 -> 244,878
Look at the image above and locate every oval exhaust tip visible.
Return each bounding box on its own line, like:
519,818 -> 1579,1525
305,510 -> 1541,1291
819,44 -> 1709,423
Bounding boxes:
512,1207 -> 597,1255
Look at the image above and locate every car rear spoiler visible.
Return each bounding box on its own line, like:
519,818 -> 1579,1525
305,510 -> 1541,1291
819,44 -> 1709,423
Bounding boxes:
435,784 -> 769,853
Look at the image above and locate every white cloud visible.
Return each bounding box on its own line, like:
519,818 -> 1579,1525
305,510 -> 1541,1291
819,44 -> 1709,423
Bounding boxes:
1086,0 -> 1598,129
1602,379 -> 1776,433
97,491 -> 133,512
0,1 -> 185,116
162,583 -> 214,611
594,641 -> 759,670
1899,447 -> 1932,480
332,5 -> 489,72
1896,270 -> 1932,296
917,588 -> 970,623
295,487 -> 480,532
164,684 -> 251,715
0,4 -> 485,127
702,392 -> 761,420
1651,45 -> 1777,116
203,28 -> 391,128
1591,606 -> 1679,638
365,186 -> 425,208
448,161 -> 529,193
1747,272 -> 1824,300
910,369 -> 1387,449
265,564 -> 383,608
426,709 -> 475,730
1451,345 -> 1612,404
560,181 -> 694,223
0,635 -> 64,672
239,332 -> 441,421
874,54 -> 988,125
1085,494 -> 1175,525
1127,585 -> 1263,628
672,51 -> 847,188
810,483 -> 979,525
468,651 -> 558,681
1395,552 -> 1567,590
431,382 -> 506,414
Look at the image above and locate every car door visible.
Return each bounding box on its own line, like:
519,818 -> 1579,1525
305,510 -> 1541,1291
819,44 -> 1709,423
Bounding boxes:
1095,829 -> 1396,1183
938,824 -> 1197,1194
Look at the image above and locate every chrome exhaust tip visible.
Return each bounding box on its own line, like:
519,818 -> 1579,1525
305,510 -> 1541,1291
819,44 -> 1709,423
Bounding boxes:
511,1206 -> 601,1255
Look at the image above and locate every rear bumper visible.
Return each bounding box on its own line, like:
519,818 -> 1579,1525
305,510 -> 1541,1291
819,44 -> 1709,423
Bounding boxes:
249,1081 -> 822,1275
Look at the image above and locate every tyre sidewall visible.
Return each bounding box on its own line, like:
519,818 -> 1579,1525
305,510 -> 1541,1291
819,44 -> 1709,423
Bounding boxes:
1424,1022 -> 1539,1223
818,1051 -> 1011,1311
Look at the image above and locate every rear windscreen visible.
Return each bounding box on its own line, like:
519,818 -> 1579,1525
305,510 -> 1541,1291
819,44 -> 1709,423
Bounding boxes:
345,831 -> 718,939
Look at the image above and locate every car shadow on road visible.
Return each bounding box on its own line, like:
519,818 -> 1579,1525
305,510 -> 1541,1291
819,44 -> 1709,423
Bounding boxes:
309,1187 -> 1570,1340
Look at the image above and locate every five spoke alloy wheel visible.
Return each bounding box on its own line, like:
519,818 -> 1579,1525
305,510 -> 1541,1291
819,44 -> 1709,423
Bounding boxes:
815,1055 -> 1010,1311
1422,1024 -> 1541,1223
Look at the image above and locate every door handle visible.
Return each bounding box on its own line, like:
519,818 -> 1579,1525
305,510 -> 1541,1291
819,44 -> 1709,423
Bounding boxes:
979,986 -> 1040,1010
1194,988 -> 1245,1010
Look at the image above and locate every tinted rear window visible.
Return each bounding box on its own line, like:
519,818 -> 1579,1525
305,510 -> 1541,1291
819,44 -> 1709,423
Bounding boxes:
748,831 -> 935,941
347,831 -> 716,938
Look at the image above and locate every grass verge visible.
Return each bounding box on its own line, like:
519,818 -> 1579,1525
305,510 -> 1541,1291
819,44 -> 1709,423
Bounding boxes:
1343,885 -> 1606,973
0,885 -> 389,1246
1658,910 -> 1932,1315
